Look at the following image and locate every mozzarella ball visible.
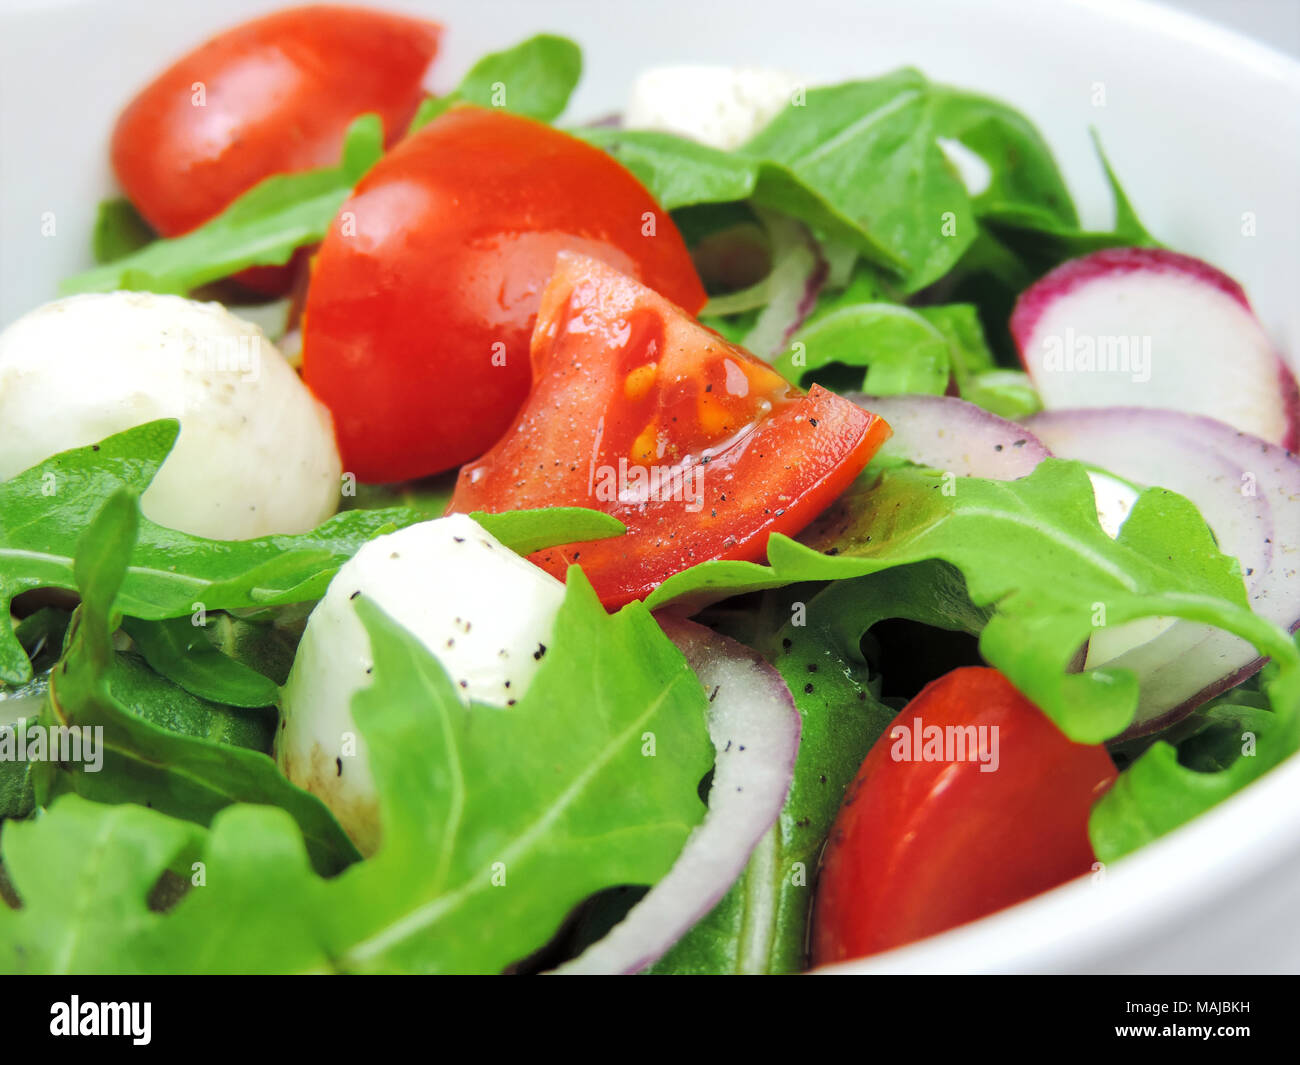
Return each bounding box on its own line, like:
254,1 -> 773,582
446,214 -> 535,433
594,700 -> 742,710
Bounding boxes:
276,514 -> 566,854
0,292 -> 340,539
625,66 -> 803,150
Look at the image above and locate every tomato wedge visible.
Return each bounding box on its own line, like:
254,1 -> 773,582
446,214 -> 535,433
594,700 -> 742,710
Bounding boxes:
448,253 -> 891,606
811,667 -> 1117,965
303,107 -> 706,482
111,5 -> 440,238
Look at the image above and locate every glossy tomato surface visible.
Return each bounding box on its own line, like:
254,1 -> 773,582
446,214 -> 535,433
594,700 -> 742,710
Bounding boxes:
111,5 -> 440,237
812,667 -> 1117,966
303,107 -> 707,482
448,253 -> 890,606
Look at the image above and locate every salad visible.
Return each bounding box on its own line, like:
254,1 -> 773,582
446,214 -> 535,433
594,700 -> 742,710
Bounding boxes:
0,4 -> 1297,976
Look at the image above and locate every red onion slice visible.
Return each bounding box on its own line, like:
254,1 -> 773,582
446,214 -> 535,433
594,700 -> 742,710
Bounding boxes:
848,392 -> 1051,480
552,617 -> 800,974
740,211 -> 827,360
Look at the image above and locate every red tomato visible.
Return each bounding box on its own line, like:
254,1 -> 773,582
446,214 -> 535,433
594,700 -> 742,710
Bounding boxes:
302,107 -> 707,482
447,253 -> 890,607
812,667 -> 1117,965
111,5 -> 440,237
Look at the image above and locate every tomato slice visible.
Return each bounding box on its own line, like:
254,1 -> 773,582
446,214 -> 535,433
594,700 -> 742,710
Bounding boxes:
448,253 -> 891,607
111,6 -> 441,237
302,107 -> 707,482
811,667 -> 1117,966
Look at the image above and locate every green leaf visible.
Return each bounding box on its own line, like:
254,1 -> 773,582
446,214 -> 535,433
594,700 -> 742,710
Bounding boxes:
1,567 -> 715,973
654,581 -> 898,973
1090,647 -> 1300,862
776,303 -> 952,396
469,507 -> 626,556
121,616 -> 280,709
91,198 -> 155,264
914,303 -> 997,380
0,420 -> 420,685
409,34 -> 583,133
743,70 -> 977,291
0,796 -> 205,971
61,114 -> 384,296
1089,129 -> 1154,244
959,368 -> 1043,420
979,132 -> 1158,271
341,473 -> 457,521
108,652 -> 275,753
927,87 -> 1077,227
36,489 -> 359,875
576,127 -> 905,272
648,460 -> 1283,743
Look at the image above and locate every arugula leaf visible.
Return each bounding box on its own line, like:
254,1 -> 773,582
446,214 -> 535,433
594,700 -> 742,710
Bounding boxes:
928,88 -> 1077,227
109,653 -> 274,754
1089,129 -> 1154,244
91,198 -> 155,264
121,616 -> 280,709
1,560 -> 714,972
192,609 -> 306,688
915,303 -> 996,379
0,420 -> 419,685
341,473 -> 458,521
980,132 -> 1158,271
648,460 -> 1284,744
469,507 -> 626,556
576,127 -> 905,271
777,303 -> 952,396
61,114 -> 384,296
959,368 -> 1043,420
1090,653 -> 1300,861
409,34 -> 583,132
653,581 -> 898,973
0,796 -> 205,970
0,707 -> 41,820
743,70 -> 976,292
34,490 -> 358,874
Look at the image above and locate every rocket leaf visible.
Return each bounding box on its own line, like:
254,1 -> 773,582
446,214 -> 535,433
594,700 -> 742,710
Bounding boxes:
0,419 -> 419,685
0,509 -> 714,972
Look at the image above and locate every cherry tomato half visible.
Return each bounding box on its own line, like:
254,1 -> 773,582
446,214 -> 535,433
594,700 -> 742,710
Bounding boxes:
111,5 -> 441,238
302,106 -> 707,482
448,253 -> 890,606
812,667 -> 1117,965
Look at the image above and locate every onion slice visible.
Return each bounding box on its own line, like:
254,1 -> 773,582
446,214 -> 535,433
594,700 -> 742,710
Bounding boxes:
848,392 -> 1051,480
552,617 -> 800,974
1026,406 -> 1300,736
740,211 -> 827,361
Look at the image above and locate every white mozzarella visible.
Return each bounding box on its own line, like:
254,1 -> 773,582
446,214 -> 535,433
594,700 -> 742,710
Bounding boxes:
0,292 -> 340,539
625,65 -> 802,150
276,514 -> 566,854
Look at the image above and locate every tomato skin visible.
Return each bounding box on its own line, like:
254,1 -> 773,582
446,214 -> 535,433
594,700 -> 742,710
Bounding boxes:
302,108 -> 707,482
812,667 -> 1117,966
448,253 -> 889,607
111,5 -> 440,237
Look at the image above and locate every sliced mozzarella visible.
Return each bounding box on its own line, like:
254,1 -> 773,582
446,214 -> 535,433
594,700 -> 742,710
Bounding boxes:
625,65 -> 802,150
0,292 -> 340,540
276,514 -> 566,854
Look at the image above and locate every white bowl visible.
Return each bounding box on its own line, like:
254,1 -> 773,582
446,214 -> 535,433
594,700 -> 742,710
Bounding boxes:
2,0 -> 1297,973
